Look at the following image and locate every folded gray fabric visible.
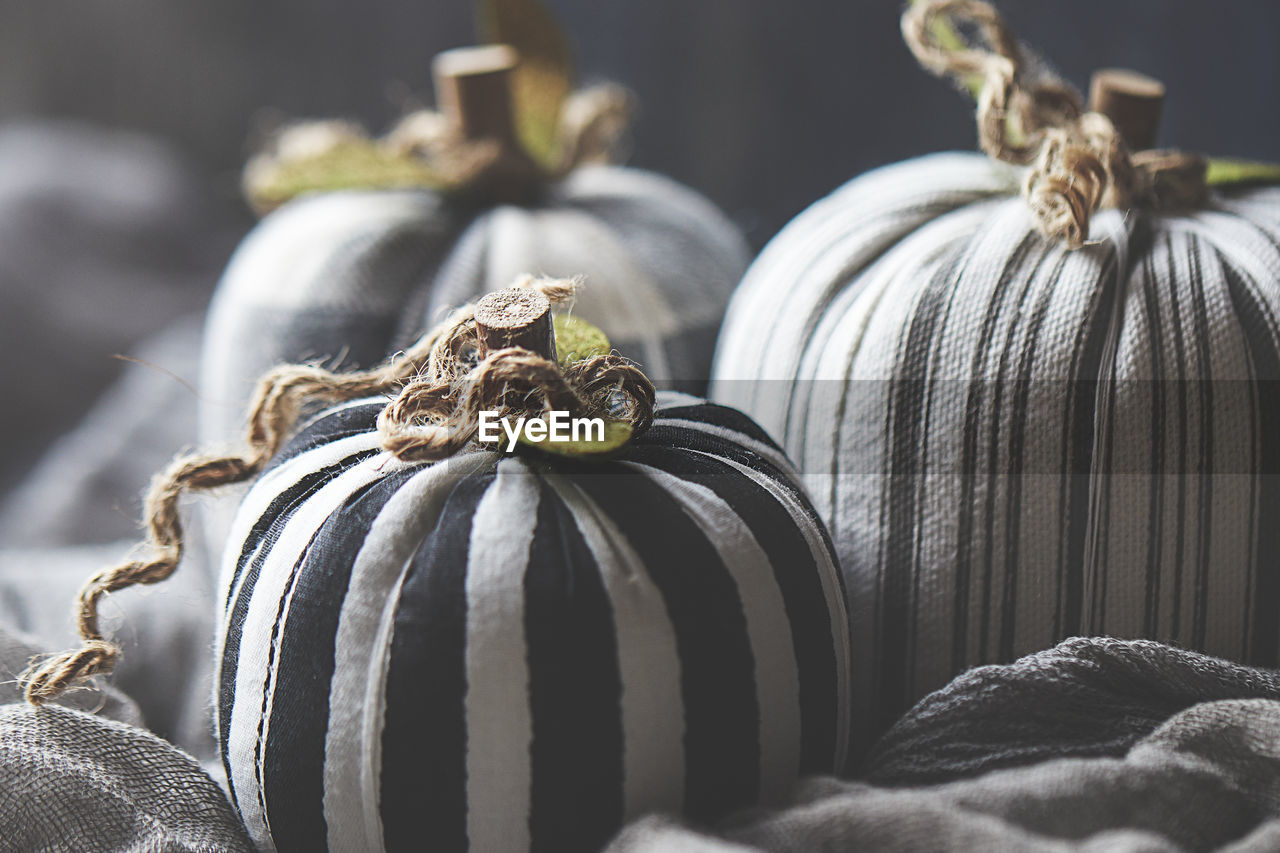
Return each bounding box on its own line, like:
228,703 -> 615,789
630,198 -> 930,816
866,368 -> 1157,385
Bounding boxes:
0,314 -> 204,548
0,314 -> 223,761
0,541 -> 217,762
864,637 -> 1280,786
0,703 -> 252,853
0,120 -> 232,491
610,697 -> 1280,852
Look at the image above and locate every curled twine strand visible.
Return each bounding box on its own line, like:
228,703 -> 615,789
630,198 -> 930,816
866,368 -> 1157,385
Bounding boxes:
21,275 -> 654,705
244,84 -> 632,211
901,0 -> 1207,248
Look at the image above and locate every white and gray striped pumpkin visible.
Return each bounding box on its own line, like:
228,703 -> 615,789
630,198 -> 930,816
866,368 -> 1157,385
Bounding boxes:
712,151 -> 1280,749
200,167 -> 749,445
215,392 -> 850,852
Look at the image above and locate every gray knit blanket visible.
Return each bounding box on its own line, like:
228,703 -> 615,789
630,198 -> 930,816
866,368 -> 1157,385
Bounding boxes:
611,638 -> 1280,852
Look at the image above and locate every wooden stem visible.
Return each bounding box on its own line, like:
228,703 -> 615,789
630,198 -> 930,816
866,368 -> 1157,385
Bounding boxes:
433,44 -> 524,147
474,288 -> 556,360
1089,68 -> 1165,152
431,44 -> 542,203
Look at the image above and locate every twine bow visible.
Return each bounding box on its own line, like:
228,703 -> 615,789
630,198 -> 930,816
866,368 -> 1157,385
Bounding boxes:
21,275 -> 653,705
902,0 -> 1207,248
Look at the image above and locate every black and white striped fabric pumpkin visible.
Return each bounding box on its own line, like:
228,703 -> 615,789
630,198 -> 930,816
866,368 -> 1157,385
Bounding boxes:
712,152 -> 1280,743
215,391 -> 850,852
200,166 -> 749,444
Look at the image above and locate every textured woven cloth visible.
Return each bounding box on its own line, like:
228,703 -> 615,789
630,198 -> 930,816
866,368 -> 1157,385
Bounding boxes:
0,626 -> 250,853
712,150 -> 1280,759
609,638 -> 1280,852
0,704 -> 252,853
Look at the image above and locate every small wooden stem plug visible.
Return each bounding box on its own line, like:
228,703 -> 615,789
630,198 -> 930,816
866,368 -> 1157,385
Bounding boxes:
1089,68 -> 1165,152
433,45 -> 522,148
474,288 -> 557,360
432,44 -> 542,202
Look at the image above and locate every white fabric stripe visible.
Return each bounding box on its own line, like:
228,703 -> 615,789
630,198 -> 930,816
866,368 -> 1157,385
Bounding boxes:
623,461 -> 802,804
683,448 -> 852,769
226,453 -> 392,852
543,474 -> 685,818
322,451 -> 492,853
463,460 -> 541,852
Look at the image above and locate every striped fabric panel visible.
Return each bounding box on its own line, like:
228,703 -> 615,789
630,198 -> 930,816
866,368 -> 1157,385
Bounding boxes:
712,153 -> 1280,759
216,394 -> 848,852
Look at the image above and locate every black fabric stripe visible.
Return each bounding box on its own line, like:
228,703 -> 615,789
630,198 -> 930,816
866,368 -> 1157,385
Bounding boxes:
951,235 -> 1037,672
636,424 -> 801,499
252,529 -> 323,835
562,460 -> 759,819
650,403 -> 782,450
262,469 -> 418,853
271,403 -> 386,468
625,442 -> 841,773
223,451 -> 378,614
1141,244 -> 1168,638
1224,261 -> 1280,665
218,450 -> 376,788
1185,239 -> 1215,648
380,469 -> 495,852
524,481 -> 624,853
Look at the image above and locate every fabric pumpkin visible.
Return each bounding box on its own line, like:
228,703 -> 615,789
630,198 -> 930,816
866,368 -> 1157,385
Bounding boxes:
201,167 -> 747,447
215,391 -> 850,853
712,2 -> 1280,755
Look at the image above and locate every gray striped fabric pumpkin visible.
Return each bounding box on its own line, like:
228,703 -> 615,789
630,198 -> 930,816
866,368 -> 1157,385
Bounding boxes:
200,167 -> 749,445
215,391 -> 850,852
712,151 -> 1280,750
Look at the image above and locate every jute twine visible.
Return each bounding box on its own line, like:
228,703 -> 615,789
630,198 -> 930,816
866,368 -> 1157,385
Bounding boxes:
21,275 -> 654,705
243,83 -> 632,214
902,0 -> 1208,248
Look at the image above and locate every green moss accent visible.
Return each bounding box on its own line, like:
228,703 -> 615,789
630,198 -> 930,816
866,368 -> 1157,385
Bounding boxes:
518,418 -> 634,457
250,140 -> 447,210
1206,158 -> 1280,189
553,314 -> 611,366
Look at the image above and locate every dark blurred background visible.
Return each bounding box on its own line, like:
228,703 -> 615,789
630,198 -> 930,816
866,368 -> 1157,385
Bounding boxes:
1,0 -> 1278,497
